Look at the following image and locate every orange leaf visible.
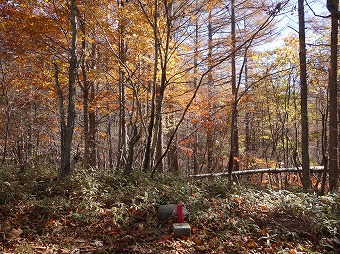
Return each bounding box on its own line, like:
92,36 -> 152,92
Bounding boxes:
129,206 -> 138,215
246,239 -> 257,248
192,236 -> 202,245
260,205 -> 268,211
43,219 -> 55,227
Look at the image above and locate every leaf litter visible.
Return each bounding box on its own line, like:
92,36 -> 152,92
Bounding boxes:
0,168 -> 339,253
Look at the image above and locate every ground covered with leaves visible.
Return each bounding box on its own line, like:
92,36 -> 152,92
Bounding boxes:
0,166 -> 339,253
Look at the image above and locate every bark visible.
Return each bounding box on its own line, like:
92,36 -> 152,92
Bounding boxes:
193,4 -> 199,175
143,0 -> 158,172
148,0 -> 173,174
152,0 -> 173,173
327,0 -> 339,191
58,0 -> 77,179
107,120 -> 114,170
2,113 -> 9,164
298,0 -> 311,191
207,10 -> 214,172
244,60 -> 251,156
80,17 -> 90,167
88,82 -> 96,167
228,0 -> 239,182
1,89 -> 10,164
116,0 -> 127,170
124,124 -> 141,176
320,109 -> 328,195
167,105 -> 179,173
80,19 -> 97,168
168,135 -> 179,172
155,114 -> 164,172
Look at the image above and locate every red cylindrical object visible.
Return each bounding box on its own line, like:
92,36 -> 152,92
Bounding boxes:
177,204 -> 183,223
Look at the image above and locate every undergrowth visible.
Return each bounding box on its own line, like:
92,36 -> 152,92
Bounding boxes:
0,165 -> 339,253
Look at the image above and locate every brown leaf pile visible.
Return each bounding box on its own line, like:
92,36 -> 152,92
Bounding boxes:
0,171 -> 339,253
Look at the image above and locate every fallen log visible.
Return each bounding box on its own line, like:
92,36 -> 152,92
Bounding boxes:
189,166 -> 325,178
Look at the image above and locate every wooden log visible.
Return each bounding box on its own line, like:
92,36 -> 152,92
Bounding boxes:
189,166 -> 325,178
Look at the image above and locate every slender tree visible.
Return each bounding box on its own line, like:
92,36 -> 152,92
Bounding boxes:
79,14 -> 97,168
326,0 -> 339,191
142,0 -> 159,172
116,0 -> 128,170
298,0 -> 311,191
227,0 -> 239,182
207,9 -> 214,172
56,0 -> 78,178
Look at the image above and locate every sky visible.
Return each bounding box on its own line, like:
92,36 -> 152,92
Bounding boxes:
259,0 -> 330,51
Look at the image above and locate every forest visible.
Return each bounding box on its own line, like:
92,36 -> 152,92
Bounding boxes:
0,0 -> 339,253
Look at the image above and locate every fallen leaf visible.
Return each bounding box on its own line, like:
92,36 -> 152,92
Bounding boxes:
260,205 -> 268,211
104,209 -> 113,217
246,239 -> 257,248
5,227 -> 22,241
128,206 -> 138,215
43,219 -> 56,227
192,236 -> 202,245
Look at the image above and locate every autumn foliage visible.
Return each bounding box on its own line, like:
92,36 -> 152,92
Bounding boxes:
0,0 -> 336,186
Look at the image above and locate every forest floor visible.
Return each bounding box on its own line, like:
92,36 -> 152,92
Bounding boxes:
0,166 -> 339,254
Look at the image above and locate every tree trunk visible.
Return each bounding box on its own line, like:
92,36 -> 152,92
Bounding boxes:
143,0 -> 158,172
244,56 -> 251,169
80,15 -> 98,168
80,17 -> 90,167
193,6 -> 199,175
168,135 -> 179,172
153,79 -> 165,172
124,124 -> 140,176
152,0 -> 173,173
88,82 -> 96,167
155,115 -> 164,172
320,108 -> 328,195
207,10 -> 214,173
167,105 -> 179,173
116,0 -> 127,170
228,0 -> 239,182
2,98 -> 10,164
327,0 -> 339,191
149,0 -> 173,174
58,0 -> 77,178
107,120 -> 114,170
298,0 -> 311,191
